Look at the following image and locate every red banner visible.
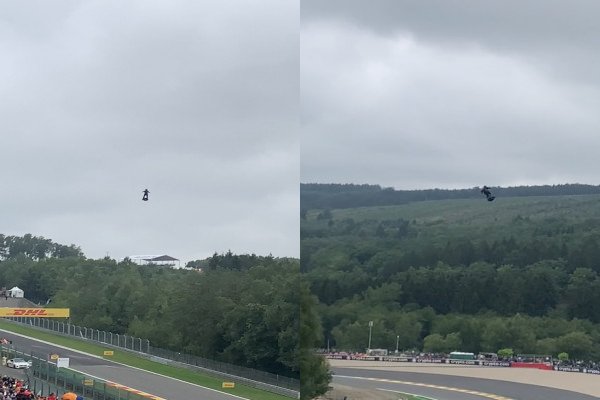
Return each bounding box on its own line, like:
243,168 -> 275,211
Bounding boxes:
511,362 -> 553,370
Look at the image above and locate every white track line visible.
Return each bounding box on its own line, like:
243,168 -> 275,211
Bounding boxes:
335,375 -> 514,400
0,328 -> 250,400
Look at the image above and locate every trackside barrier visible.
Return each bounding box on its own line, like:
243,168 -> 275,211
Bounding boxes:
335,355 -> 511,366
555,365 -> 600,375
330,355 -> 600,377
325,354 -> 600,375
4,317 -> 300,398
0,344 -> 164,400
144,352 -> 300,398
511,362 -> 553,370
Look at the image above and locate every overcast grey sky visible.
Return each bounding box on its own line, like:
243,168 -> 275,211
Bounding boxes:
1,0 -> 298,263
301,0 -> 600,190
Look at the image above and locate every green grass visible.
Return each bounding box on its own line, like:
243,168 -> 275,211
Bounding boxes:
0,320 -> 291,400
396,393 -> 436,400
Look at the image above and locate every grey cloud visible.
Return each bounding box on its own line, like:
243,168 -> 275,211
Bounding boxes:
302,0 -> 600,84
1,0 -> 298,262
301,6 -> 600,190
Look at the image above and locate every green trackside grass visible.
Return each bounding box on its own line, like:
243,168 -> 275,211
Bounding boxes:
397,394 -> 436,400
0,320 -> 292,400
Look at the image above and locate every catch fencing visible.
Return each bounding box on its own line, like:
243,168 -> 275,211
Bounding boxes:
5,317 -> 300,397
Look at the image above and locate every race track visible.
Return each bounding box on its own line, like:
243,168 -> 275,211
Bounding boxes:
1,329 -> 248,400
330,361 -> 600,400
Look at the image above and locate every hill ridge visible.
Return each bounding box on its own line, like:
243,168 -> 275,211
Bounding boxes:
301,183 -> 600,210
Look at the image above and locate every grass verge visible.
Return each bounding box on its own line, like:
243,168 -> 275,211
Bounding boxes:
0,319 -> 292,400
397,394 -> 436,400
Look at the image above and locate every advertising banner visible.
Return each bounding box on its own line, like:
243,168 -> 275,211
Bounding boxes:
480,361 -> 511,367
554,366 -> 582,373
415,358 -> 444,363
0,308 -> 70,317
448,359 -> 477,365
381,357 -> 411,362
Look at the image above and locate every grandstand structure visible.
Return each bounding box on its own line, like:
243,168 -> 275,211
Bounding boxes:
126,255 -> 181,268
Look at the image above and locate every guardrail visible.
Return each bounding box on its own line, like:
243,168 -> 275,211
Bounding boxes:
3,317 -> 300,398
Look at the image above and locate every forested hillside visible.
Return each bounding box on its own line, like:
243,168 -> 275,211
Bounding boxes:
301,182 -> 600,210
0,239 -> 301,379
301,187 -> 600,360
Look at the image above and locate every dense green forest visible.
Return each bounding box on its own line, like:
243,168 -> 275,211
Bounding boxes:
0,238 -> 304,381
301,182 -> 600,210
301,184 -> 600,363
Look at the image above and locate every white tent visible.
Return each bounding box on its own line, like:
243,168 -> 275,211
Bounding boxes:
8,286 -> 24,298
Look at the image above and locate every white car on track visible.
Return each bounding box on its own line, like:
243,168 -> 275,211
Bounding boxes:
6,358 -> 31,369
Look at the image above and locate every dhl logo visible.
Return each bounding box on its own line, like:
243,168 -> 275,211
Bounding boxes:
12,309 -> 48,316
0,308 -> 70,318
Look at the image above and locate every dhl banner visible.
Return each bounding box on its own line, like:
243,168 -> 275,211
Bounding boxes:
0,308 -> 70,318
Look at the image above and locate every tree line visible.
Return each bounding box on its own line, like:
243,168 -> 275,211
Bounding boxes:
0,234 -> 82,260
301,183 -> 600,210
0,239 -> 307,382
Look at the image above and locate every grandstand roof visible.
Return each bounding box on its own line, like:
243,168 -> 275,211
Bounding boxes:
129,255 -> 179,262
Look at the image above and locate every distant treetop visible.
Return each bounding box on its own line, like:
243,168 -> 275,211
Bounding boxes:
187,250 -> 293,271
300,183 -> 600,210
0,233 -> 83,261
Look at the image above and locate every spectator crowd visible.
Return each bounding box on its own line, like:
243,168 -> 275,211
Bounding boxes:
0,376 -> 83,400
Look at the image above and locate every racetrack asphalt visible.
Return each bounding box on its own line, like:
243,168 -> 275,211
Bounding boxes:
331,366 -> 599,400
0,329 -> 249,400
